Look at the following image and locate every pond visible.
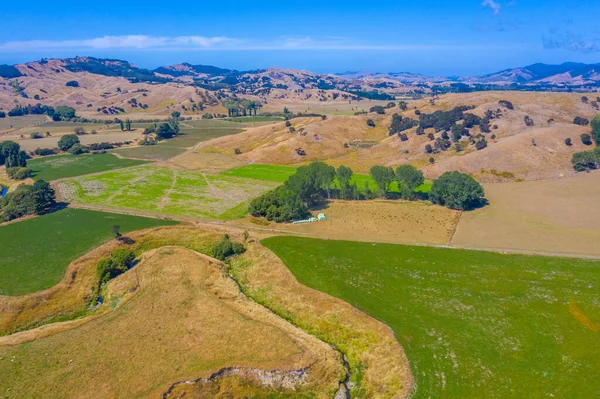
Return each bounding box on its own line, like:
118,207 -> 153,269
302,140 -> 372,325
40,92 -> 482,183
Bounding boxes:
0,185 -> 7,197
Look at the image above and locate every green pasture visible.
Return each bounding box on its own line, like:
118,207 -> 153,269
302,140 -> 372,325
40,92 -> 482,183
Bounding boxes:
262,236 -> 600,399
60,166 -> 278,220
28,153 -> 148,181
220,164 -> 297,183
0,208 -> 176,296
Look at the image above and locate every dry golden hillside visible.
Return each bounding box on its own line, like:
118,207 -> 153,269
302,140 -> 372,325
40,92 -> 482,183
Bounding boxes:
197,91 -> 599,181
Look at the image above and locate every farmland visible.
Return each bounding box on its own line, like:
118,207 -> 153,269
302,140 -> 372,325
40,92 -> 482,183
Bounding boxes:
0,246 -> 343,398
452,171 -> 600,256
58,165 -> 279,219
262,236 -> 600,399
0,208 -> 176,296
28,153 -> 148,181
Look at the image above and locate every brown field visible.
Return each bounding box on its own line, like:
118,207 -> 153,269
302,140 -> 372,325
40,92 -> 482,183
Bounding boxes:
452,171 -> 600,256
0,246 -> 344,398
197,91 -> 598,180
237,200 -> 460,246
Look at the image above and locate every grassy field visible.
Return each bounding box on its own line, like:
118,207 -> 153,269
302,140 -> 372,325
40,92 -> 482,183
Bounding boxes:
113,144 -> 186,161
220,164 -> 432,194
262,236 -> 600,399
0,115 -> 48,130
0,208 -> 176,296
111,120 -> 244,161
226,116 -> 285,123
220,164 -> 297,182
0,247 -> 342,398
59,165 -> 279,219
28,153 -> 148,181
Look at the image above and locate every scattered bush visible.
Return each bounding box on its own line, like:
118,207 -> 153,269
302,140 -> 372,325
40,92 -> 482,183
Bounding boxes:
68,144 -> 89,155
498,100 -> 514,110
573,116 -> 590,126
33,148 -> 56,156
581,133 -> 593,146
524,115 -> 534,127
211,235 -> 246,261
369,105 -> 386,115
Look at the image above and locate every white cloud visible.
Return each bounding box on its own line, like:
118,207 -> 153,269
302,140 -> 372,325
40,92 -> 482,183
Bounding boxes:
0,34 -> 520,52
482,0 -> 501,15
0,35 -> 237,51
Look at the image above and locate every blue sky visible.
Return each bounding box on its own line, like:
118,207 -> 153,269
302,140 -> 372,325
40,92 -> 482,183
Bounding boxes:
1,0 -> 599,75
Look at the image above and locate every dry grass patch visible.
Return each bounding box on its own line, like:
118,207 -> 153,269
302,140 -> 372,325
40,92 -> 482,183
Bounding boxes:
0,247 -> 343,398
282,200 -> 460,245
452,171 -> 600,256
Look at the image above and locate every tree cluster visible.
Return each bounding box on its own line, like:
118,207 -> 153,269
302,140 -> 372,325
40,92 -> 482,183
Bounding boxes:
211,234 -> 246,260
0,180 -> 55,221
572,147 -> 600,172
96,248 -> 135,286
429,171 -> 486,210
0,141 -> 27,169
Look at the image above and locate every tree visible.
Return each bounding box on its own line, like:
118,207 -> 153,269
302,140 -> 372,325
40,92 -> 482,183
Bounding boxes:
363,181 -> 372,199
31,180 -> 55,214
369,166 -> 395,198
366,119 -> 375,127
571,150 -> 599,171
1,141 -> 27,168
171,111 -> 181,119
573,116 -> 590,126
53,105 -> 76,121
249,186 -> 309,222
125,118 -> 132,131
111,225 -> 122,240
211,235 -> 246,260
336,165 -> 353,199
369,106 -> 386,115
111,248 -> 135,269
581,133 -> 593,146
565,138 -> 572,146
430,171 -> 485,210
592,115 -> 600,145
119,120 -> 124,131
57,134 -> 80,151
156,122 -> 178,140
396,165 -> 424,198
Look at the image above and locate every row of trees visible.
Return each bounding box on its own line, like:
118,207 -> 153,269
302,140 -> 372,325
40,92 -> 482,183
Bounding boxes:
4,103 -> 76,121
0,180 -> 56,222
249,162 -> 486,222
221,99 -> 263,117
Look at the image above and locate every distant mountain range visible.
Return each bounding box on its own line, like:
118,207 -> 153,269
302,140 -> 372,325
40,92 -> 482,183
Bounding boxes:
1,57 -> 599,115
2,57 -> 600,88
